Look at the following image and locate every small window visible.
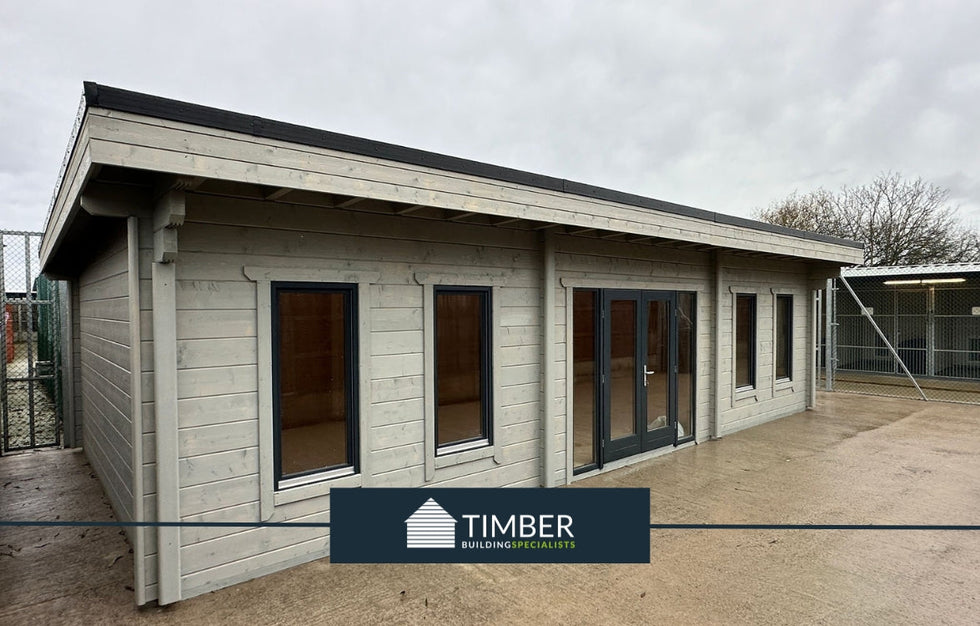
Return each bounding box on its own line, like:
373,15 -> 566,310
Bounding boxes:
435,287 -> 492,451
735,294 -> 756,389
272,283 -> 357,487
775,295 -> 793,380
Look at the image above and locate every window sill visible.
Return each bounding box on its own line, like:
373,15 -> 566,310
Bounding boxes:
273,469 -> 361,507
774,378 -> 795,392
435,440 -> 494,468
734,386 -> 758,403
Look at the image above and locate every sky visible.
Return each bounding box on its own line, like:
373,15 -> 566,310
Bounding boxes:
2,0 -> 979,236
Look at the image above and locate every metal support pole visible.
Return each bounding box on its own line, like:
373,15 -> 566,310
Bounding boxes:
808,289 -> 818,409
926,287 -> 936,377
838,276 -> 927,401
815,289 -> 822,387
830,280 -> 838,391
52,276 -> 62,446
0,233 -> 7,453
824,279 -> 833,390
25,234 -> 36,448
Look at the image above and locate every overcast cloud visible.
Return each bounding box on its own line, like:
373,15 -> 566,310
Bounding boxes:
2,0 -> 979,234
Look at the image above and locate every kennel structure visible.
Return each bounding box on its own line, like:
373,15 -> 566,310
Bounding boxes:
833,264 -> 980,380
40,83 -> 863,604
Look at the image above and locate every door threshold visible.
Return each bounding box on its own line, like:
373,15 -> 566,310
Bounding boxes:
570,439 -> 697,483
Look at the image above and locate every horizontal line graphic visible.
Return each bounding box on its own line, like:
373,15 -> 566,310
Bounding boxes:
2,521 -> 977,531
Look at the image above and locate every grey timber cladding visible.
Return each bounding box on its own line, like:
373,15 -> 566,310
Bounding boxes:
77,223 -> 134,530
79,82 -> 860,250
165,196 -> 544,597
717,262 -> 811,435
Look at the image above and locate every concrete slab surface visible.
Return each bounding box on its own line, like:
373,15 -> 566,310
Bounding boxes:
1,392 -> 978,625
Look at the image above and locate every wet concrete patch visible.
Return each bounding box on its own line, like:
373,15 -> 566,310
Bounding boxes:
1,393 -> 978,624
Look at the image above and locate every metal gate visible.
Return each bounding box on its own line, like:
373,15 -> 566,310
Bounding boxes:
2,230 -> 64,453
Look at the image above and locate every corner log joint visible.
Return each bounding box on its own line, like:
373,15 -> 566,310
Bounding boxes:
153,190 -> 186,263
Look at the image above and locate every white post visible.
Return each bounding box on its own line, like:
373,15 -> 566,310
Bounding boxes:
152,191 -> 184,604
541,231 -> 556,487
712,252 -> 723,439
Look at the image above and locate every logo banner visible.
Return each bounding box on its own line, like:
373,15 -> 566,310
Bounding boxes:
330,488 -> 650,563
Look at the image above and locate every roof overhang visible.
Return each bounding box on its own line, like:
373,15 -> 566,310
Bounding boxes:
41,83 -> 865,275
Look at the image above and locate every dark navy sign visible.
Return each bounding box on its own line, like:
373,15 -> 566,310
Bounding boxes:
330,488 -> 650,563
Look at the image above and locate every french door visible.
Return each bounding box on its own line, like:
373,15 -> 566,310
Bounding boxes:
601,290 -> 677,463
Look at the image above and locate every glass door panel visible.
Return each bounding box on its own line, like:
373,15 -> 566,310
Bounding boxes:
590,289 -> 690,467
676,292 -> 695,441
641,292 -> 675,451
645,299 -> 669,432
609,298 -> 638,441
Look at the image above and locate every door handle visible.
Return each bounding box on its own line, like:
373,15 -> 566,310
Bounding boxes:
643,366 -> 655,387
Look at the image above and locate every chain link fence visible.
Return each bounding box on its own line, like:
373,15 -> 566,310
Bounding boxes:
2,231 -> 64,453
820,267 -> 980,405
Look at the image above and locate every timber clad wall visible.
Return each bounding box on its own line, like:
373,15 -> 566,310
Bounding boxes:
717,262 -> 810,434
135,197 -> 816,599
159,196 -> 545,597
78,223 -> 133,532
70,280 -> 83,447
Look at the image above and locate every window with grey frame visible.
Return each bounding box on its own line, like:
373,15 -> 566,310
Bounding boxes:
434,286 -> 492,452
775,294 -> 793,380
272,282 -> 358,488
735,294 -> 756,389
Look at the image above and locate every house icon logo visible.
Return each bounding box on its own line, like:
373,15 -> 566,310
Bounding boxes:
405,498 -> 457,549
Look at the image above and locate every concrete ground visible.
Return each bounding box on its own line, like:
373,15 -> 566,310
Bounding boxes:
1,392 -> 978,625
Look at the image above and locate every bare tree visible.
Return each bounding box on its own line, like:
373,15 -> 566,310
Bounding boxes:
755,173 -> 980,266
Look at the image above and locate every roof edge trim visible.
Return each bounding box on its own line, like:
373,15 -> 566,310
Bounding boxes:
80,81 -> 862,250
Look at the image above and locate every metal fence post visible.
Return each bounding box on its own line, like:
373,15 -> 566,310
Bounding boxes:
824,280 -> 832,390
1,232 -> 7,452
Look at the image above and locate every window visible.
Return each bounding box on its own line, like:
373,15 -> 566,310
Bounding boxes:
272,283 -> 357,488
735,294 -> 756,389
572,289 -> 598,471
775,295 -> 793,380
676,292 -> 696,441
435,287 -> 492,451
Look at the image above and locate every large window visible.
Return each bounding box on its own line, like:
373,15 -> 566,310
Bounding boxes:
435,287 -> 492,451
272,283 -> 357,487
572,289 -> 598,471
775,295 -> 793,380
735,294 -> 756,390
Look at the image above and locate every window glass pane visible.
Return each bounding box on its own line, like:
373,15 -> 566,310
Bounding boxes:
437,291 -> 486,446
277,290 -> 349,476
735,294 -> 755,388
572,290 -> 596,468
776,295 -> 792,379
609,299 -> 637,439
645,300 -> 669,432
677,293 -> 695,439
